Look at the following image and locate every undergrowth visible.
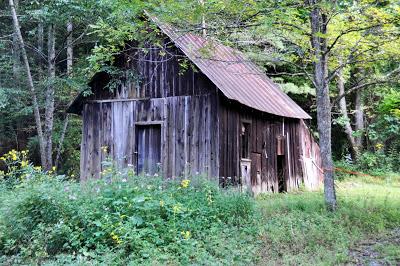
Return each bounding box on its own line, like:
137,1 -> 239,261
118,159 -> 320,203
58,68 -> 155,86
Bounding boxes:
256,173 -> 400,265
0,153 -> 259,265
0,151 -> 399,265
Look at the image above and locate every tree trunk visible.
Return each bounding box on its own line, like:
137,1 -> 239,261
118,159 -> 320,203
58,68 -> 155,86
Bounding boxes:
66,21 -> 73,75
37,22 -> 44,71
309,0 -> 337,211
12,0 -> 20,78
11,0 -> 20,79
43,24 -> 56,170
55,21 -> 73,168
336,66 -> 358,160
9,0 -> 47,166
55,114 -> 69,168
354,88 -> 364,150
199,0 -> 206,37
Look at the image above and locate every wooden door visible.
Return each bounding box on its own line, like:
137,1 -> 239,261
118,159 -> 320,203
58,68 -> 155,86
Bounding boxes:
251,152 -> 262,195
136,124 -> 161,175
240,159 -> 251,192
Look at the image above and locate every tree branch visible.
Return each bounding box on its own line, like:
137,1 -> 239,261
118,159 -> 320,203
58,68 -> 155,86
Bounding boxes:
331,75 -> 399,107
324,23 -> 383,56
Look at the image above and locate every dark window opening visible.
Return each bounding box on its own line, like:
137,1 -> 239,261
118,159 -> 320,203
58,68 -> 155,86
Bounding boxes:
277,155 -> 286,193
241,122 -> 250,159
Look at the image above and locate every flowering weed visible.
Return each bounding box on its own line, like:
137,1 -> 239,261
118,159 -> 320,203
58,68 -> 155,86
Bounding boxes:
0,156 -> 258,265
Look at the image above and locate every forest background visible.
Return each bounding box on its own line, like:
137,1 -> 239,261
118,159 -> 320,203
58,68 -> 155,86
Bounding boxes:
1,1 -> 400,264
0,0 -> 400,204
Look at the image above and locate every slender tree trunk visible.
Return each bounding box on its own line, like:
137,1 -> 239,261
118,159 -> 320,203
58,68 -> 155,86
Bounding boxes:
55,21 -> 73,168
11,0 -> 19,79
37,22 -> 44,70
336,66 -> 358,160
66,21 -> 73,75
309,0 -> 337,211
9,0 -> 47,166
354,89 -> 364,150
55,114 -> 69,168
199,0 -> 206,37
43,24 -> 56,170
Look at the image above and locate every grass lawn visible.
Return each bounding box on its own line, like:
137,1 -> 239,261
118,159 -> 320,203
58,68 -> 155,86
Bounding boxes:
256,175 -> 400,265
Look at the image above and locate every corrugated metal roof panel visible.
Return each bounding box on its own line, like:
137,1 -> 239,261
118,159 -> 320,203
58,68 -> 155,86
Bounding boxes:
152,16 -> 311,119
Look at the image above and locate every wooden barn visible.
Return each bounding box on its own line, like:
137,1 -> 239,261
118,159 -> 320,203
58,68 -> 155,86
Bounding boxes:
68,17 -> 323,195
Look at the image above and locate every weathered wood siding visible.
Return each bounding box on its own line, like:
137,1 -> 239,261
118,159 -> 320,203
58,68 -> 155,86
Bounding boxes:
87,41 -> 215,102
80,94 -> 219,180
299,120 -> 323,190
79,37 -> 221,180
78,40 -> 322,192
219,98 -> 319,194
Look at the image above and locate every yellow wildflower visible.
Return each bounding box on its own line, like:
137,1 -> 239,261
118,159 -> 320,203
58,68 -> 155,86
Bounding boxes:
206,190 -> 213,204
8,150 -> 17,160
110,231 -> 122,245
181,230 -> 191,240
0,157 -> 5,161
34,166 -> 42,171
20,161 -> 28,168
101,146 -> 108,153
52,166 -> 56,171
172,204 -> 181,213
102,168 -> 110,175
375,143 -> 384,150
159,200 -> 165,207
181,179 -> 190,188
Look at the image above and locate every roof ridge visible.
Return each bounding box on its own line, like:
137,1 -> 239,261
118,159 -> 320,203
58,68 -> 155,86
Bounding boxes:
148,13 -> 311,119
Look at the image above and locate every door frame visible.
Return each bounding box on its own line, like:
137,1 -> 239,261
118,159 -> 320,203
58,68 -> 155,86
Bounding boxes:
239,119 -> 252,160
133,120 -> 164,175
239,119 -> 252,190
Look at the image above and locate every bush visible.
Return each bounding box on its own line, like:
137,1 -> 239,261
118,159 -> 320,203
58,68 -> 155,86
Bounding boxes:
336,148 -> 400,179
0,157 -> 258,265
0,150 -> 49,189
357,151 -> 392,173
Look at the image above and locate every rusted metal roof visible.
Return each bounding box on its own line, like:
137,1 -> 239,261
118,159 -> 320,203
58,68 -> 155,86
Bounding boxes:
152,16 -> 311,119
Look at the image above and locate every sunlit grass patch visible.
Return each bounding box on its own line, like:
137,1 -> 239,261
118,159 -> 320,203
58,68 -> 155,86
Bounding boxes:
256,179 -> 400,265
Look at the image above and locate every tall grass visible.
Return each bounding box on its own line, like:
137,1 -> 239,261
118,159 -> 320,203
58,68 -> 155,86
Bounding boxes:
257,178 -> 400,265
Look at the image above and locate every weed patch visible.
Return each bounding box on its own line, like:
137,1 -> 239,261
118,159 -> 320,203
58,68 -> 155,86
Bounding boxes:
257,181 -> 400,265
0,168 -> 259,265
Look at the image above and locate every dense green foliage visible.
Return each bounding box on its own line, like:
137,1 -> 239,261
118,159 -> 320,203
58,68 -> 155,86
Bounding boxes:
1,1 -> 399,263
1,153 -> 399,265
336,150 -> 400,177
1,0 -> 399,176
0,155 -> 258,265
